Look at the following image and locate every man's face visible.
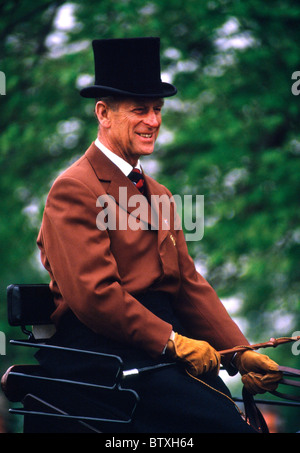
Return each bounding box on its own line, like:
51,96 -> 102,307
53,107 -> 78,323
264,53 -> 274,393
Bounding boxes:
98,97 -> 164,166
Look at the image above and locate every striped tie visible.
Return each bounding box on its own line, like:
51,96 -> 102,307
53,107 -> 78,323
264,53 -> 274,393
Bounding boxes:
128,168 -> 145,194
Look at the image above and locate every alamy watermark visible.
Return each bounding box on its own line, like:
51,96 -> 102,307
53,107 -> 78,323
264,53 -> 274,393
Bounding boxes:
0,71 -> 6,95
96,189 -> 204,242
291,331 -> 300,356
291,71 -> 300,95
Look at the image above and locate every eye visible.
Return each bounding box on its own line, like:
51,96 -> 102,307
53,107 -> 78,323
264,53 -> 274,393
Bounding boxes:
132,107 -> 145,114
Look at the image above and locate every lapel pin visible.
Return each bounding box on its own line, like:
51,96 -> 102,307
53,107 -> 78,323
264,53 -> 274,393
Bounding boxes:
170,234 -> 176,246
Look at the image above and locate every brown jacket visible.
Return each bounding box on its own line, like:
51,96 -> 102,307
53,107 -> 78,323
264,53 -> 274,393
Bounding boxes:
37,142 -> 249,358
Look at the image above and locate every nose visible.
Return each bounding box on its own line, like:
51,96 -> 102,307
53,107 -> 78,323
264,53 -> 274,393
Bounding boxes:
143,109 -> 160,128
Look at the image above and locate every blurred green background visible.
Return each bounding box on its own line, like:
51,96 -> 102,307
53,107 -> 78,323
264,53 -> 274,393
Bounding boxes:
0,0 -> 299,433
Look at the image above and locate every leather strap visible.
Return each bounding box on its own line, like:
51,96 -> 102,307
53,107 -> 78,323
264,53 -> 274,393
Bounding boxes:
271,366 -> 300,402
219,336 -> 300,356
278,365 -> 300,377
242,387 -> 269,433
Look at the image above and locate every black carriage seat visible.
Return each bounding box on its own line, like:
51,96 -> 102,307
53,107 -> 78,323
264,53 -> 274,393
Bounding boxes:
1,284 -> 139,433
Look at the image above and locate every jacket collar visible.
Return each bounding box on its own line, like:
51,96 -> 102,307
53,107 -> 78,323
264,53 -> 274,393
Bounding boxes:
85,142 -> 171,235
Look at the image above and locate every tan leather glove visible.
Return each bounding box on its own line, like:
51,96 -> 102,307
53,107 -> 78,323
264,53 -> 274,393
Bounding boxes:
166,332 -> 221,376
235,350 -> 283,395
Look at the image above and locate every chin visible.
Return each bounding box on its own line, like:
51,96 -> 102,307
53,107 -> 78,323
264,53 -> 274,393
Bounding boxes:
141,145 -> 155,155
139,150 -> 154,159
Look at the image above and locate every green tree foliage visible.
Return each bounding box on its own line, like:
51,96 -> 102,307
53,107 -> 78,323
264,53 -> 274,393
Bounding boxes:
0,0 -> 299,432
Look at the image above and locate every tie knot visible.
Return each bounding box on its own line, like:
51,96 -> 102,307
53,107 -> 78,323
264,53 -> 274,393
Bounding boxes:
128,168 -> 145,194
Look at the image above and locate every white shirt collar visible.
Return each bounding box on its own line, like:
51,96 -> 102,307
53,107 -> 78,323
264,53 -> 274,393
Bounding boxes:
94,138 -> 141,176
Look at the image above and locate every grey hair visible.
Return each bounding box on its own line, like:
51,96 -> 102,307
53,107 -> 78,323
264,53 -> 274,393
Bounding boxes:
94,96 -> 122,127
95,96 -> 122,111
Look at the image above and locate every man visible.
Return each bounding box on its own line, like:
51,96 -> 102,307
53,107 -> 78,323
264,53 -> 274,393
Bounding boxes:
36,37 -> 281,432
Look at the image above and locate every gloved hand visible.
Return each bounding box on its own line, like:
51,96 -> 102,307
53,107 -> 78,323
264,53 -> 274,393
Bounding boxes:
166,332 -> 221,376
235,349 -> 283,394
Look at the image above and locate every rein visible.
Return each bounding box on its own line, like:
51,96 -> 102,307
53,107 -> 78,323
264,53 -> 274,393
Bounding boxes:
219,336 -> 300,403
218,335 -> 300,355
219,335 -> 300,432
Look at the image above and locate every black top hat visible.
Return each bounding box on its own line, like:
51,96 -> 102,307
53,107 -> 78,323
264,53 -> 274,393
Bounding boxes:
80,37 -> 177,98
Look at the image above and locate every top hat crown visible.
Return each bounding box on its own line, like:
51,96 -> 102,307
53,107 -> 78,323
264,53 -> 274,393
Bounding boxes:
80,37 -> 177,98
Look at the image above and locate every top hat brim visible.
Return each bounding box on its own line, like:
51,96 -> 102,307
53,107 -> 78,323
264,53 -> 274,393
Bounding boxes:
80,82 -> 177,99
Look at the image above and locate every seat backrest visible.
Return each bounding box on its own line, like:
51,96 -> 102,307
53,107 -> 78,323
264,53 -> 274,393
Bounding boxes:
7,284 -> 55,326
7,284 -> 56,339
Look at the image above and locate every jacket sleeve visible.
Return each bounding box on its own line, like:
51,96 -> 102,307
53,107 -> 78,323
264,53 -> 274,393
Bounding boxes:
37,175 -> 172,358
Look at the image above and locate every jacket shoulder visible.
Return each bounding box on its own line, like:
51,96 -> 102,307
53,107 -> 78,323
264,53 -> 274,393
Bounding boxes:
49,144 -> 105,196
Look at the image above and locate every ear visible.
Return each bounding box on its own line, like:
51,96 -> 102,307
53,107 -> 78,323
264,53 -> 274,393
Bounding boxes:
95,101 -> 111,128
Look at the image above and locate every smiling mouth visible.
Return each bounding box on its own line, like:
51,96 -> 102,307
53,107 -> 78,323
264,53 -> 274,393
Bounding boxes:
137,133 -> 153,138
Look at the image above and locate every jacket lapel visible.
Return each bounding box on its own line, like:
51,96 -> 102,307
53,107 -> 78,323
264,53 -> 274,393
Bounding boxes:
85,142 -> 156,229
